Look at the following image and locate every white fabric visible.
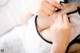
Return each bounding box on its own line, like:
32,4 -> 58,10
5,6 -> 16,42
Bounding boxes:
0,0 -> 41,36
0,11 -> 80,53
0,15 -> 52,53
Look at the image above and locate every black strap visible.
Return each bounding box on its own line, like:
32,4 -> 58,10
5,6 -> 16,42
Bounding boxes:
64,0 -> 69,3
59,1 -> 80,15
35,6 -> 80,44
77,7 -> 80,15
64,0 -> 73,3
65,34 -> 80,53
67,7 -> 80,15
35,15 -> 52,44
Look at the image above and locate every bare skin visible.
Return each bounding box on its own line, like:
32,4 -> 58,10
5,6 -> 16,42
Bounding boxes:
38,2 -> 80,32
38,0 -> 62,31
37,0 -> 80,53
41,14 -> 71,53
38,0 -> 62,18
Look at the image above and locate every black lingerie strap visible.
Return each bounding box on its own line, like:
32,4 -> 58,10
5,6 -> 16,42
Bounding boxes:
36,0 -> 80,52
35,15 -> 52,44
36,6 -> 80,44
77,7 -> 80,15
59,0 -> 80,15
67,7 -> 80,15
64,0 -> 80,3
64,0 -> 69,3
66,0 -> 80,15
65,34 -> 80,53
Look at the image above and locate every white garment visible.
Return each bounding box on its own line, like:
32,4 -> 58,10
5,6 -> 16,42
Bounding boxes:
0,0 -> 80,53
0,12 -> 80,53
0,15 -> 52,53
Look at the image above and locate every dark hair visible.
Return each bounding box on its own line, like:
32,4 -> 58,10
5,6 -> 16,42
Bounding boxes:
64,0 -> 80,3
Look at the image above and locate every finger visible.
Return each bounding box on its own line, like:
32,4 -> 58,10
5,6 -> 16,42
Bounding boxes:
56,3 -> 69,15
38,9 -> 49,18
57,14 -> 63,23
63,14 -> 70,25
47,0 -> 62,8
41,4 -> 54,16
46,1 -> 57,12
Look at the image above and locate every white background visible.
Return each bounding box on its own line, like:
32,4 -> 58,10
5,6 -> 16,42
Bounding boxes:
0,0 -> 41,36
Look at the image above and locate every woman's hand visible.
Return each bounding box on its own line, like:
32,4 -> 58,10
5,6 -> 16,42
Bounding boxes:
41,14 -> 71,43
41,14 -> 71,53
50,14 -> 71,44
37,0 -> 62,31
37,2 -> 80,32
38,0 -> 62,18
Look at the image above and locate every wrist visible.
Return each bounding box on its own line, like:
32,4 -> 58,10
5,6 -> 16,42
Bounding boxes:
50,43 -> 67,53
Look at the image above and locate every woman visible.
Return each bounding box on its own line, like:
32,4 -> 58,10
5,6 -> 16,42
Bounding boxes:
0,0 -> 80,53
38,0 -> 80,53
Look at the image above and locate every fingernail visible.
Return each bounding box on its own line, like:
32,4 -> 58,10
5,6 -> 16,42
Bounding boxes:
56,9 -> 62,12
55,8 -> 58,10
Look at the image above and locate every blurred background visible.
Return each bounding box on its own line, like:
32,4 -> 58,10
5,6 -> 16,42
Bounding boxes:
0,0 -> 41,36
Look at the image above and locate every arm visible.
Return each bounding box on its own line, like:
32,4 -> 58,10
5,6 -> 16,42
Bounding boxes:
50,43 -> 67,53
51,14 -> 70,53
